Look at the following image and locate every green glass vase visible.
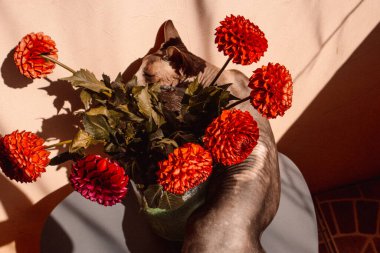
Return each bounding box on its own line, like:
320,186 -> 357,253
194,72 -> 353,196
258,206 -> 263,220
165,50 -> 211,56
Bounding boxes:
130,180 -> 207,241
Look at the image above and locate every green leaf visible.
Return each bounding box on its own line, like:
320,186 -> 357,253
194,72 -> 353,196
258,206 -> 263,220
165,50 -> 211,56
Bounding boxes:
186,85 -> 231,114
171,131 -> 198,144
107,110 -> 123,128
229,93 -> 240,101
143,184 -> 185,210
61,69 -> 112,95
158,191 -> 185,210
110,73 -> 128,105
133,85 -> 165,127
159,138 -> 178,147
80,89 -> 92,110
117,104 -> 144,123
141,183 -> 208,241
144,184 -> 164,208
149,129 -> 164,141
69,129 -> 93,153
86,106 -> 109,116
104,141 -> 127,153
218,90 -> 232,109
148,83 -> 161,96
144,117 -> 157,133
86,106 -> 122,128
134,85 -> 152,117
124,122 -> 137,145
185,77 -> 201,96
112,73 -> 125,90
126,75 -> 138,87
102,74 -> 111,87
151,138 -> 178,151
218,83 -> 233,90
49,151 -> 83,166
83,114 -> 112,140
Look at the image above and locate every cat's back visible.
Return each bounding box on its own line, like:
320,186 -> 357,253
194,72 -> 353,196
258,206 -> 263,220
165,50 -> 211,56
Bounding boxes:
221,69 -> 251,98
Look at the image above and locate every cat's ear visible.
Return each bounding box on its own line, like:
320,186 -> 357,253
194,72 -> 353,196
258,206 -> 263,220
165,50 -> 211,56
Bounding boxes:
166,46 -> 185,64
166,45 -> 206,77
164,20 -> 181,42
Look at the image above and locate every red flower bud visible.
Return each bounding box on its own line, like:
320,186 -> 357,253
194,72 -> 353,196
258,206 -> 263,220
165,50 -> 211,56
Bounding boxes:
69,155 -> 129,206
14,32 -> 58,79
157,143 -> 213,195
0,130 -> 50,182
249,63 -> 293,119
215,15 -> 268,65
203,109 -> 259,166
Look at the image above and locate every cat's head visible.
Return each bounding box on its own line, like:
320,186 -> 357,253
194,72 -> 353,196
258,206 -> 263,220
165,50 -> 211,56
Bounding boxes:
135,20 -> 206,87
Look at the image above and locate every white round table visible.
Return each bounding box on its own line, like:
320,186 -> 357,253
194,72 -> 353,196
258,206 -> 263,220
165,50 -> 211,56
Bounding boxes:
41,153 -> 318,253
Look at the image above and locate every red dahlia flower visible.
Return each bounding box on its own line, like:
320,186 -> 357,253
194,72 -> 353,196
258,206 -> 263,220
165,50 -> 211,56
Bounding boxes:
249,63 -> 293,119
203,109 -> 259,166
215,15 -> 268,65
157,143 -> 213,195
14,32 -> 58,79
0,130 -> 50,183
69,155 -> 129,206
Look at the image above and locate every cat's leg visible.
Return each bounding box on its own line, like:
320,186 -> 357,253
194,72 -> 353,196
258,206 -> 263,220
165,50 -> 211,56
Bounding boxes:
182,69 -> 280,253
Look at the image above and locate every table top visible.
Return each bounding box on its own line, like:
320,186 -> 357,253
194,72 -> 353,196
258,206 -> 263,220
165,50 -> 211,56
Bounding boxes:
41,153 -> 318,253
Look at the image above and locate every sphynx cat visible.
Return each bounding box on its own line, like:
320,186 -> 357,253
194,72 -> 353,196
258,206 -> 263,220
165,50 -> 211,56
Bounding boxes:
135,20 -> 280,253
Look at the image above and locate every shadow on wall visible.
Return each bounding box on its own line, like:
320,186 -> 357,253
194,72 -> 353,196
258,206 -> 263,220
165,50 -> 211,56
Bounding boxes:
0,48 -> 32,89
1,46 -> 83,174
0,173 -> 72,253
278,24 -> 380,193
1,48 -> 83,154
0,45 -> 81,251
40,216 -> 74,253
0,19 -> 170,252
35,77 -> 82,146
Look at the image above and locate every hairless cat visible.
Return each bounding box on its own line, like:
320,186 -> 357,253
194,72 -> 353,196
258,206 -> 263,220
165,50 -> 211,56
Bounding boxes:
135,20 -> 280,253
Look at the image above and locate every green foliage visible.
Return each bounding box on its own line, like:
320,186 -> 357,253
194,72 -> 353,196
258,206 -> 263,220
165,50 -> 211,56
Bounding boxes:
83,114 -> 112,140
61,69 -> 112,96
172,79 -> 234,138
141,182 -> 207,241
143,184 -> 185,210
132,84 -> 165,128
50,74 -> 236,211
79,90 -> 92,110
69,129 -> 93,153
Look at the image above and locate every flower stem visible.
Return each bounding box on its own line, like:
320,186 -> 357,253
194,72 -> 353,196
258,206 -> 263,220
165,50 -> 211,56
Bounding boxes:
225,96 -> 250,109
40,54 -> 76,74
45,140 -> 72,149
209,57 -> 231,86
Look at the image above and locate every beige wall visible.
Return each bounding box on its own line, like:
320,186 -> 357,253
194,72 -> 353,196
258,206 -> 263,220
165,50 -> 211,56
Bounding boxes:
0,0 -> 379,252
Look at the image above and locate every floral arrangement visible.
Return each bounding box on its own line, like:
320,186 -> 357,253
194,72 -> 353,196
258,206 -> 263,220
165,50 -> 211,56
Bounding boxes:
1,15 -> 292,234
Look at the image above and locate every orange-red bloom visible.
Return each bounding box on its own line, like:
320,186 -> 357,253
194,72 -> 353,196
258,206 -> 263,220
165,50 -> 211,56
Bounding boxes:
0,130 -> 50,183
249,63 -> 293,119
157,143 -> 213,195
203,109 -> 259,166
69,155 -> 129,206
14,32 -> 58,79
215,15 -> 268,65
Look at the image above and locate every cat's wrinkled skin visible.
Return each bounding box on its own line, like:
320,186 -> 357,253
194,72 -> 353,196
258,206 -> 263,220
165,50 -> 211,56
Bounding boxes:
136,20 -> 280,253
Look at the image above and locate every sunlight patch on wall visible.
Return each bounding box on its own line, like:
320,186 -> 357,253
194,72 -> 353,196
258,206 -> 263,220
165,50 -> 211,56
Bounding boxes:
271,0 -> 380,142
